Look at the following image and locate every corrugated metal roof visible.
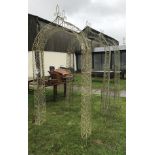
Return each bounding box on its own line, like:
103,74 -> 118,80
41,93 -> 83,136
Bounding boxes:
83,26 -> 119,44
28,14 -> 120,52
94,45 -> 126,52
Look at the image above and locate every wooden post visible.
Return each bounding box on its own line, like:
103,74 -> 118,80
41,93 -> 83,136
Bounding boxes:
53,85 -> 57,101
64,83 -> 67,97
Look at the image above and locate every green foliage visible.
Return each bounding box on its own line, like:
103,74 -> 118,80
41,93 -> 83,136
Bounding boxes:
29,90 -> 126,155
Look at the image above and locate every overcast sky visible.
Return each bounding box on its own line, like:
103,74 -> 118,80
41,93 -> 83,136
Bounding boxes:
28,0 -> 126,45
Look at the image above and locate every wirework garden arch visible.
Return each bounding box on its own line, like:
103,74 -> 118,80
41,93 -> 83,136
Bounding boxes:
31,4 -> 121,141
85,27 -> 120,112
32,15 -> 92,139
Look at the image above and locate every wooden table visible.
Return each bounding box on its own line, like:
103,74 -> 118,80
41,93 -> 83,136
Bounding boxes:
28,75 -> 73,101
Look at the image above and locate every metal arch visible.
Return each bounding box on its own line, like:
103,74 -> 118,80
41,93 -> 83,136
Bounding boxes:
111,41 -> 121,106
97,33 -> 112,112
84,27 -> 120,113
85,28 -> 121,149
98,34 -> 121,111
65,38 -> 77,106
99,34 -> 121,112
85,27 -> 112,112
32,17 -> 92,139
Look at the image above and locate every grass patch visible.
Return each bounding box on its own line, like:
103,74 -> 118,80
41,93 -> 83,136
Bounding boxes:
74,73 -> 126,90
29,90 -> 126,155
